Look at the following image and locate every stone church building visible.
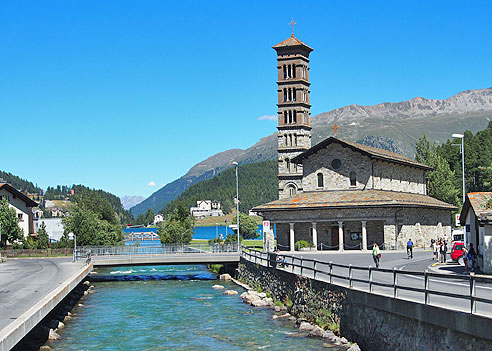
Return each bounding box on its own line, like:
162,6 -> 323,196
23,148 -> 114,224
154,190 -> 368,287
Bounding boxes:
254,33 -> 456,251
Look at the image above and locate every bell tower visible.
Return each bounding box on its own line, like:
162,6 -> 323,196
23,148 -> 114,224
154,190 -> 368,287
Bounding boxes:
273,25 -> 313,199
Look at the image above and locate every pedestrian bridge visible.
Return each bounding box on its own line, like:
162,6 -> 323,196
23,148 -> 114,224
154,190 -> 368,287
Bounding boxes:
78,243 -> 240,266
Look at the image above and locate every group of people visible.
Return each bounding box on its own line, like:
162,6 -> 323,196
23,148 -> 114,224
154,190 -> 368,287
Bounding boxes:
430,238 -> 448,263
462,243 -> 478,273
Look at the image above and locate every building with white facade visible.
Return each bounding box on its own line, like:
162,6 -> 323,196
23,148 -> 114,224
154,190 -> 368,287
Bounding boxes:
190,200 -> 223,218
0,182 -> 38,238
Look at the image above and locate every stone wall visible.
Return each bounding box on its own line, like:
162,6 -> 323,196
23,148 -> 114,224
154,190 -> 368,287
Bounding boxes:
237,258 -> 492,351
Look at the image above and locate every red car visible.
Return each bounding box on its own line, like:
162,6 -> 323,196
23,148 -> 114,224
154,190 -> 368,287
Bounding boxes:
451,241 -> 465,264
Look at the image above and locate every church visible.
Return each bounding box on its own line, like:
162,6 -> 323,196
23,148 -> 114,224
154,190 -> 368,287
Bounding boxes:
253,31 -> 456,251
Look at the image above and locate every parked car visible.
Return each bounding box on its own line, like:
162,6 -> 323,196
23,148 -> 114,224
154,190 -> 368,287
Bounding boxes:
450,241 -> 465,264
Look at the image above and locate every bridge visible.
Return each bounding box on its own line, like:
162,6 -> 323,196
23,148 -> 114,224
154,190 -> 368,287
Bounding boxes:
123,230 -> 160,242
79,243 -> 240,266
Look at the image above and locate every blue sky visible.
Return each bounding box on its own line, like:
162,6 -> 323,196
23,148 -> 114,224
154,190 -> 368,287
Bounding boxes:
1,1 -> 491,198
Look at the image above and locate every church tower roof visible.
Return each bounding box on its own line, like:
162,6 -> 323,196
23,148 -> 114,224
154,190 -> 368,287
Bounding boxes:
273,35 -> 314,52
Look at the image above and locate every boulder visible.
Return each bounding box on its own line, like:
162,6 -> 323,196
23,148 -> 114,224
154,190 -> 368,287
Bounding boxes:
212,285 -> 225,289
219,274 -> 232,281
223,290 -> 238,295
322,330 -> 336,339
347,344 -> 361,351
83,281 -> 90,286
299,322 -> 315,331
278,313 -> 291,318
57,321 -> 65,330
274,306 -> 281,312
48,329 -> 60,340
257,292 -> 267,298
240,292 -> 248,298
40,346 -> 51,350
308,326 -> 324,337
252,299 -> 268,307
243,294 -> 261,304
264,297 -> 273,303
340,337 -> 349,344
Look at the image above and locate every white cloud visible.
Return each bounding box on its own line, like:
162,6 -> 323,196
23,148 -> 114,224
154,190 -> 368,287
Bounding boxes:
148,181 -> 157,187
258,115 -> 277,121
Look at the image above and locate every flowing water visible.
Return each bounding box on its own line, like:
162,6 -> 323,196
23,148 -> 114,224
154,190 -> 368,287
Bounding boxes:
48,265 -> 342,350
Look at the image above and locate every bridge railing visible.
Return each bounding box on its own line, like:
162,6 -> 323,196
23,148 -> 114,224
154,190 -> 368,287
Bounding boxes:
79,243 -> 239,260
241,246 -> 492,317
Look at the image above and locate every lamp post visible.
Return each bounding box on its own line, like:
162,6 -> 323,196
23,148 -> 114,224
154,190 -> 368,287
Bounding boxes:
452,133 -> 465,204
232,161 -> 240,251
215,222 -> 218,239
69,232 -> 76,262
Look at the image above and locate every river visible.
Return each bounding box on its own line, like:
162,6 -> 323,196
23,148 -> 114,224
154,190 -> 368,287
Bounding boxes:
48,265 -> 341,350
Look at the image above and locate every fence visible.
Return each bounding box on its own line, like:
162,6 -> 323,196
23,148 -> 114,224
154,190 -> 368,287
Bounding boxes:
79,242 -> 239,260
0,248 -> 73,257
241,246 -> 492,317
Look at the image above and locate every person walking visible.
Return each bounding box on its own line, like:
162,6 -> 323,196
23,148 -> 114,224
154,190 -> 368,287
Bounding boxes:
468,243 -> 477,272
372,243 -> 381,268
406,238 -> 414,259
440,240 -> 448,263
462,246 -> 469,273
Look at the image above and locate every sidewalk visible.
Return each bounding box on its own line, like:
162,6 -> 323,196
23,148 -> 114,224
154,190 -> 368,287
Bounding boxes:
428,260 -> 488,277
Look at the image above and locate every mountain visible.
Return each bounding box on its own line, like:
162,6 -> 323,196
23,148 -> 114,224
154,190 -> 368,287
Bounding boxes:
120,196 -> 145,210
130,87 -> 492,216
0,170 -> 43,194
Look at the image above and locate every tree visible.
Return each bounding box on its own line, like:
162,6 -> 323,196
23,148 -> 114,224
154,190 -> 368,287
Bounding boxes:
415,135 -> 459,207
63,206 -> 123,246
144,209 -> 155,226
36,221 -> 50,249
0,197 -> 23,247
232,212 -> 259,239
158,204 -> 194,243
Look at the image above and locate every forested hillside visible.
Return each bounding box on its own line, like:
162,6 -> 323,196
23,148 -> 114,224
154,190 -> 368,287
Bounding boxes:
0,171 -> 42,194
161,160 -> 278,216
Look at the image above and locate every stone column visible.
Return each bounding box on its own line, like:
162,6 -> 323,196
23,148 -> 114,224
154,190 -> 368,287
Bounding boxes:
361,220 -> 367,251
289,223 -> 295,252
338,221 -> 344,252
312,222 -> 318,251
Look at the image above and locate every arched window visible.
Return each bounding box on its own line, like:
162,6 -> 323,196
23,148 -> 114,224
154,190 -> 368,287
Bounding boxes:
288,88 -> 292,101
283,65 -> 287,79
293,88 -> 296,101
284,111 -> 287,124
289,110 -> 292,123
350,171 -> 356,186
292,64 -> 296,78
317,173 -> 324,188
288,65 -> 291,78
286,158 -> 290,172
288,185 -> 296,197
293,110 -> 297,123
289,134 -> 293,147
283,88 -> 287,102
294,135 -> 297,146
284,135 -> 288,146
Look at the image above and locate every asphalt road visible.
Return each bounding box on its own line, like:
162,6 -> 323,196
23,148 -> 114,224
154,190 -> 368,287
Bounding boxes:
0,257 -> 85,331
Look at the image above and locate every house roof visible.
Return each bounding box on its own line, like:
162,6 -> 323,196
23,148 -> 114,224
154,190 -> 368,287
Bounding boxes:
253,189 -> 457,212
273,35 -> 314,52
291,137 -> 432,170
460,192 -> 492,223
0,183 -> 38,207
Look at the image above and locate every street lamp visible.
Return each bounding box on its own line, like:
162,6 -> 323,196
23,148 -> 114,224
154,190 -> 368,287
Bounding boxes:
452,133 -> 465,204
232,161 -> 240,251
215,222 -> 218,239
69,232 -> 76,262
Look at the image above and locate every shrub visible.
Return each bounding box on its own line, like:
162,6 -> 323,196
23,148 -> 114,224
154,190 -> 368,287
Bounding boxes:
294,240 -> 313,251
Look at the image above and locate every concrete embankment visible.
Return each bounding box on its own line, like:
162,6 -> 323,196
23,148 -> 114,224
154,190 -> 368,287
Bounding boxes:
237,258 -> 492,351
0,263 -> 93,351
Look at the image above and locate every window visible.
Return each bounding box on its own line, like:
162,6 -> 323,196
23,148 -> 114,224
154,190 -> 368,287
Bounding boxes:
283,88 -> 287,102
288,65 -> 291,79
283,65 -> 286,79
331,159 -> 341,170
350,171 -> 356,186
292,64 -> 296,78
286,158 -> 290,172
284,111 -> 287,124
293,110 -> 297,123
17,213 -> 23,221
317,173 -> 324,188
288,185 -> 296,196
293,88 -> 296,101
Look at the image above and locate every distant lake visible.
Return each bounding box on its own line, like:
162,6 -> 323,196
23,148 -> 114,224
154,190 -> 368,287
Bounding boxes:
123,224 -> 275,245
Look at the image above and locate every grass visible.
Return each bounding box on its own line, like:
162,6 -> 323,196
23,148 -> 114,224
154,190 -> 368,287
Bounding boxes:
193,213 -> 263,227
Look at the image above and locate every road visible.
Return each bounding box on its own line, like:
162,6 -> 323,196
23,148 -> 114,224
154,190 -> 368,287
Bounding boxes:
254,249 -> 492,317
0,257 -> 86,331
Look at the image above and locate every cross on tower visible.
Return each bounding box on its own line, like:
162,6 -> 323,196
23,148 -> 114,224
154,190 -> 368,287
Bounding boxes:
289,18 -> 296,36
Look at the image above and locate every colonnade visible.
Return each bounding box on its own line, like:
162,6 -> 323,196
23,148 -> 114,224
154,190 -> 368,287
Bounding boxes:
286,220 -> 368,252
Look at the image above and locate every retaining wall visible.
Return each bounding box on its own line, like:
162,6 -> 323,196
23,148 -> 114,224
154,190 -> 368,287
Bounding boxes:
237,258 -> 492,351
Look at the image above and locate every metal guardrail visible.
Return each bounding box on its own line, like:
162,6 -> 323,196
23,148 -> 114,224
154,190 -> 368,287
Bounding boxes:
241,246 -> 492,316
77,243 -> 239,261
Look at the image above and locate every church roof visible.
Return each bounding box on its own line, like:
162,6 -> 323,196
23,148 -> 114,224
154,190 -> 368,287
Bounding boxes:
460,192 -> 492,223
253,189 -> 457,212
291,137 -> 432,170
273,35 -> 314,52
